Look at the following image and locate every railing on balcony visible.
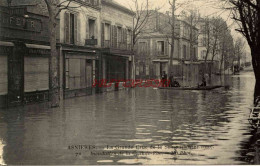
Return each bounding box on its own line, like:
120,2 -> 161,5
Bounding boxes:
85,38 -> 97,46
102,41 -> 132,51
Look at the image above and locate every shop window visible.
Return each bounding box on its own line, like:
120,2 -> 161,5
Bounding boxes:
24,57 -> 49,92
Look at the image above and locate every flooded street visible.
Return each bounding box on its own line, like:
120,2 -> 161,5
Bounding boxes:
0,70 -> 257,165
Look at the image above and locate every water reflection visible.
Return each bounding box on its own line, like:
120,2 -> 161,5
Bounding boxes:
0,71 -> 256,165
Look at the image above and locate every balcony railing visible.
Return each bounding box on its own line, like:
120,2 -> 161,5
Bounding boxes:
85,39 -> 97,46
102,41 -> 132,51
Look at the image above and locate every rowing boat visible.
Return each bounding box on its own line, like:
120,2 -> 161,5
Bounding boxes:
158,85 -> 223,90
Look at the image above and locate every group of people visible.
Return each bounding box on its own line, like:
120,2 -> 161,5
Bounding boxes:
161,71 -> 180,87
161,71 -> 207,87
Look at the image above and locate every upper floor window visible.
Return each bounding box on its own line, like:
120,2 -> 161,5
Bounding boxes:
104,23 -> 110,41
64,12 -> 78,44
117,26 -> 123,43
157,41 -> 164,55
88,19 -> 96,39
138,42 -> 147,54
127,29 -> 131,44
183,45 -> 187,59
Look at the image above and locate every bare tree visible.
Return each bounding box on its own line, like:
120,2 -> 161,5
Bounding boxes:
43,0 -> 81,107
130,0 -> 154,50
234,37 -> 246,70
225,0 -> 260,105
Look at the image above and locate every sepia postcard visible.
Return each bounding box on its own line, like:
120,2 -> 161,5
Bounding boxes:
0,0 -> 259,165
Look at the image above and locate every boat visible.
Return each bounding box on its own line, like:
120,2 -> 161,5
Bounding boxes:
158,85 -> 224,90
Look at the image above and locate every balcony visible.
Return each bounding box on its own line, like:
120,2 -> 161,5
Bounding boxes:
85,39 -> 97,46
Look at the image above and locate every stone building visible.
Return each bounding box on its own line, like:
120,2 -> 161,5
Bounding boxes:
136,11 -> 199,86
0,1 -> 59,107
0,0 -> 134,107
60,0 -> 134,97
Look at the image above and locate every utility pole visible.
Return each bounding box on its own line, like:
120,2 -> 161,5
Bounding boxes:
168,0 -> 175,74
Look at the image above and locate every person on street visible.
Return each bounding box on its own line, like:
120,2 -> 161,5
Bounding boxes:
161,71 -> 168,87
199,76 -> 207,87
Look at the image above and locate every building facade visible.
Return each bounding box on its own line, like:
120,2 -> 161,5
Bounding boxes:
0,2 -> 59,108
136,11 -> 199,86
0,0 -> 134,108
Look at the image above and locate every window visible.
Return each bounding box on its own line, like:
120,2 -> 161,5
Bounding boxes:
65,58 -> 93,90
64,12 -> 77,44
157,41 -> 164,55
70,13 -> 75,44
104,23 -> 110,41
117,26 -> 122,43
183,45 -> 187,59
24,57 -> 49,92
65,59 -> 69,88
138,42 -> 146,54
88,19 -> 95,39
127,29 -> 131,44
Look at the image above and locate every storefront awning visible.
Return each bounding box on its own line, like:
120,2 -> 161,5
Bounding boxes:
0,41 -> 14,47
25,44 -> 50,49
152,59 -> 169,62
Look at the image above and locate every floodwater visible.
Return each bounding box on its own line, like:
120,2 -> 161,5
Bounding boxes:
0,70 -> 257,165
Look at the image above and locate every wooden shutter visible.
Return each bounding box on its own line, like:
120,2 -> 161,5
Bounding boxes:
110,25 -> 113,48
64,12 -> 70,44
101,23 -> 105,47
114,26 -> 117,48
123,28 -> 127,48
153,40 -> 157,56
0,55 -> 7,95
86,18 -> 89,39
74,14 -> 78,45
164,40 -> 168,56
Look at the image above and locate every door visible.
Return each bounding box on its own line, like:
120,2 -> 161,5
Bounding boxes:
86,60 -> 92,88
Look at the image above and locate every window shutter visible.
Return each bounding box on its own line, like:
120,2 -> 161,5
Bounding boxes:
154,40 -> 157,56
86,19 -> 89,39
101,23 -> 104,47
64,12 -> 70,44
110,25 -> 113,47
123,28 -> 127,48
164,40 -> 168,56
114,26 -> 117,48
74,14 -> 78,45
